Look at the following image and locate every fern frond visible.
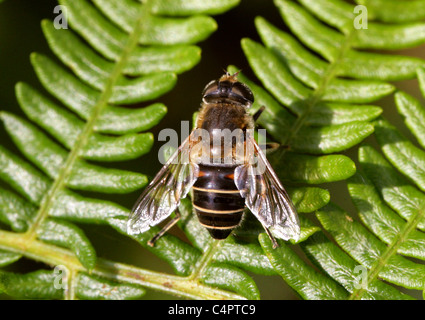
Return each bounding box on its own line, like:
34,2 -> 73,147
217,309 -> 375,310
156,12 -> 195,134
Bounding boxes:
0,0 -> 244,300
1,0 -> 425,300
238,0 -> 425,300
279,66 -> 425,299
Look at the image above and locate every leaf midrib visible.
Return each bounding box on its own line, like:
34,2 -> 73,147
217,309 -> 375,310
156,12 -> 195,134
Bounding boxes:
24,5 -> 150,240
0,229 -> 245,300
349,201 -> 425,300
291,24 -> 425,299
279,31 -> 356,154
268,14 -> 424,300
1,2 -> 249,300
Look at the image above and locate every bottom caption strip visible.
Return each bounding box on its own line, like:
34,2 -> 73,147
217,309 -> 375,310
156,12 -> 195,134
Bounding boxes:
167,303 -> 256,317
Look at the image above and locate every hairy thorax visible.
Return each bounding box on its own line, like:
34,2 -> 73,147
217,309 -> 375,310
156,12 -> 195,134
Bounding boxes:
194,103 -> 254,165
196,103 -> 254,133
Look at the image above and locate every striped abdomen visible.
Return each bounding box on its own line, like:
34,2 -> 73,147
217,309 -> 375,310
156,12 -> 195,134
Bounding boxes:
192,164 -> 245,239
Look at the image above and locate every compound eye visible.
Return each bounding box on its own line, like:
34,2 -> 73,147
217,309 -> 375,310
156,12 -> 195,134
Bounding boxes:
202,80 -> 219,98
231,82 -> 254,106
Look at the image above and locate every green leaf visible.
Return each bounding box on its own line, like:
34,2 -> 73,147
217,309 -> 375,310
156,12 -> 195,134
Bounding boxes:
216,0 -> 424,300
294,0 -> 425,50
348,171 -> 425,261
215,238 -> 276,276
0,269 -> 64,299
338,50 -> 425,82
0,187 -> 97,269
255,16 -> 395,101
274,0 -> 425,80
37,219 -> 97,270
0,0 -> 243,300
352,23 -> 425,50
358,144 -> 425,231
0,186 -> 36,232
43,19 -> 200,76
275,0 -> 343,62
76,273 -> 145,300
287,187 -> 330,213
32,52 -> 177,105
94,102 -> 167,135
317,203 -> 425,290
374,118 -> 425,193
273,153 -> 356,184
201,263 -> 260,300
301,232 -> 415,300
417,67 -> 425,96
224,0 -> 425,299
291,225 -> 321,245
150,0 -> 240,16
108,214 -> 201,277
395,90 -> 425,149
92,0 -> 217,45
1,112 -> 148,193
16,83 -> 155,162
0,251 -> 21,268
259,233 -> 349,300
48,189 -> 128,224
2,0 -> 425,301
316,62 -> 425,299
0,145 -> 50,205
356,0 -> 425,23
295,122 -> 374,154
241,38 -> 310,110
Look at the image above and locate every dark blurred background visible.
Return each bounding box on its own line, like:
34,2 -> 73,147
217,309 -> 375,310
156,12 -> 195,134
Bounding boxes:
0,0 -> 424,300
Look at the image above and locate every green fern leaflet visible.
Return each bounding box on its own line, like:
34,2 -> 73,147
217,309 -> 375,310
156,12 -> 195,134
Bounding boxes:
1,0 -> 425,300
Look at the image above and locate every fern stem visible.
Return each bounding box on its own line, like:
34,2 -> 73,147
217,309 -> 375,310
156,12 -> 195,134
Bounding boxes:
64,267 -> 77,300
349,202 -> 425,300
187,239 -> 222,280
0,0 -> 244,301
0,229 -> 245,300
276,31 -> 356,161
23,2 -> 150,241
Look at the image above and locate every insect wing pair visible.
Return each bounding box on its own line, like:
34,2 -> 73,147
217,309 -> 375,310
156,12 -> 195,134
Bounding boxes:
127,129 -> 300,245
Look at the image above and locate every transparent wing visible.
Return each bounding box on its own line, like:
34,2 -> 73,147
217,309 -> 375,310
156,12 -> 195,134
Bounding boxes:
127,133 -> 199,235
234,134 -> 300,241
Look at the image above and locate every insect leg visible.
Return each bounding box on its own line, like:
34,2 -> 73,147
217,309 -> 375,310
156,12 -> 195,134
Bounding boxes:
264,226 -> 279,249
147,210 -> 181,247
264,142 -> 280,154
265,142 -> 292,155
253,106 -> 286,154
253,106 -> 266,122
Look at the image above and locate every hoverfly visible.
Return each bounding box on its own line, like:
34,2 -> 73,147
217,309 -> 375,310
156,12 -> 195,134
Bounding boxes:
127,72 -> 300,248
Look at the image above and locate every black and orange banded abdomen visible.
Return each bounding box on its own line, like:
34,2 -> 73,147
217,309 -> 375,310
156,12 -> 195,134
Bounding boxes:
192,164 -> 245,239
